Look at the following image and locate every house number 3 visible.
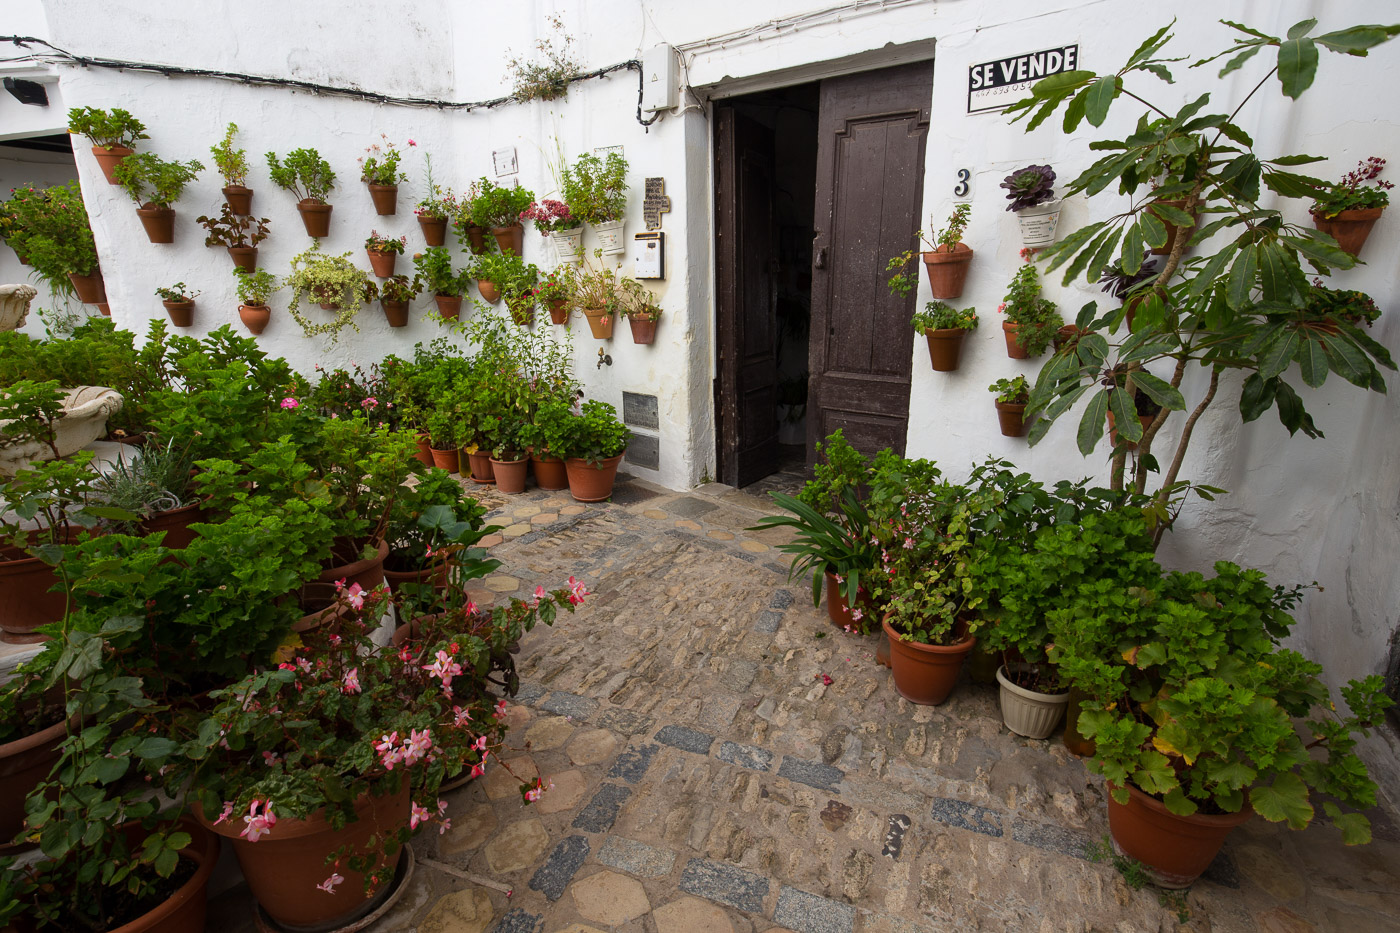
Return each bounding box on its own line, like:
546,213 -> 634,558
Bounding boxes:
953,168 -> 971,198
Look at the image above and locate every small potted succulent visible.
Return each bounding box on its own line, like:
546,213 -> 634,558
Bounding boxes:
412,247 -> 473,319
111,153 -> 204,243
562,400 -> 631,501
413,155 -> 457,246
67,105 -> 148,183
989,375 -> 1030,437
154,282 -> 200,327
1001,163 -> 1060,248
266,148 -> 337,237
617,278 -> 662,345
1309,156 -> 1391,257
911,301 -> 977,372
997,255 -> 1062,358
365,230 -> 407,278
563,151 -> 629,254
360,135 -> 411,215
533,267 -> 572,324
284,244 -> 374,340
468,178 -> 535,256
196,204 -> 271,271
520,198 -> 583,262
210,122 -> 253,213
234,268 -> 279,335
371,274 -> 423,328
886,203 -> 973,300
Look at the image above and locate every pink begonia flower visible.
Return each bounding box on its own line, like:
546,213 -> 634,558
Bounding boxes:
403,728 -> 434,766
262,750 -> 280,766
851,608 -> 864,623
567,576 -> 588,605
280,397 -> 299,409
360,397 -> 379,409
343,582 -> 366,610
439,818 -> 452,834
240,800 -> 277,842
469,762 -> 486,779
317,872 -> 345,894
493,699 -> 508,720
533,585 -> 547,601
424,650 -> 463,691
342,667 -> 361,694
410,802 -> 431,830
437,799 -> 449,816
375,732 -> 405,770
465,600 -> 478,614
453,705 -> 472,727
213,801 -> 234,825
472,735 -> 489,752
408,139 -> 417,146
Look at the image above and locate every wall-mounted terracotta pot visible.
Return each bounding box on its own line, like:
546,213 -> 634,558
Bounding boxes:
381,299 -> 408,327
223,185 -> 253,214
136,205 -> 176,243
228,246 -> 258,271
367,250 -> 397,278
297,199 -> 332,237
368,183 -> 398,215
162,299 -> 195,327
239,303 -> 271,334
922,244 -> 973,299
491,223 -> 524,256
418,215 -> 447,246
92,145 -> 132,184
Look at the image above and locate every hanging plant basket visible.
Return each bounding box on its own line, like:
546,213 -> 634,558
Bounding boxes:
227,246 -> 258,272
381,299 -> 409,327
583,307 -> 614,339
136,206 -> 176,244
1014,199 -> 1062,248
1311,207 -> 1384,257
418,215 -> 447,246
922,244 -> 973,299
491,224 -> 524,256
922,328 -> 967,372
553,227 -> 584,263
239,303 -> 271,335
162,299 -> 195,328
367,250 -> 397,278
297,199 -> 333,237
92,145 -> 133,184
594,219 -> 626,255
368,183 -> 398,215
222,185 -> 253,214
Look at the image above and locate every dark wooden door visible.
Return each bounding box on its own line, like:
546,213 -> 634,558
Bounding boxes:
714,104 -> 780,487
808,61 -> 933,461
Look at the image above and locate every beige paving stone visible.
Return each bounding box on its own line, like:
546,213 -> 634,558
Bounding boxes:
465,588 -> 495,608
513,506 -> 542,518
536,769 -> 588,814
483,755 -> 539,800
654,896 -> 735,933
554,926 -> 609,933
675,520 -> 701,531
531,512 -> 559,525
525,715 -> 575,751
484,574 -> 521,592
643,509 -> 668,520
418,887 -> 493,933
570,870 -> 651,926
566,728 -> 619,766
479,533 -> 504,548
502,704 -> 532,731
485,818 -> 550,874
1234,845 -> 1306,902
561,505 -> 587,515
740,540 -> 769,553
502,523 -> 532,538
1255,907 -> 1318,933
706,530 -> 735,541
438,802 -> 498,855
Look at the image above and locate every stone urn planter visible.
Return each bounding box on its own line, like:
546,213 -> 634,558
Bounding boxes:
0,386 -> 125,477
0,284 -> 37,332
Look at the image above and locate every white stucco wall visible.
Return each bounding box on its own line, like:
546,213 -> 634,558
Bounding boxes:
31,0 -> 1400,800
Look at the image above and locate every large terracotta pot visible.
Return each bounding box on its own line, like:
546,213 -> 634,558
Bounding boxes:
108,820 -> 220,933
434,294 -> 463,320
429,446 -> 458,474
317,537 -> 389,591
1311,206 -> 1383,257
0,715 -> 68,849
68,269 -> 107,306
222,185 -> 253,214
923,328 -> 967,372
466,450 -> 495,484
227,245 -> 257,271
565,454 -> 623,502
922,244 -> 973,299
1001,321 -> 1030,359
995,665 -> 1069,738
530,454 -> 568,490
628,317 -> 657,345
297,199 -> 332,238
199,783 -> 410,930
238,303 -> 270,335
476,280 -> 501,304
162,299 -> 194,328
367,250 -> 397,278
882,616 -> 974,705
368,183 -> 398,216
995,401 -> 1028,438
0,549 -> 66,644
824,570 -> 876,635
418,215 -> 447,246
293,581 -> 355,636
413,433 -> 434,467
1107,782 -> 1252,889
491,224 -> 524,256
141,500 -> 204,549
490,456 -> 529,494
92,145 -> 133,184
382,299 -> 409,328
137,206 -> 176,244
583,307 -> 614,339
383,561 -> 447,593
1148,198 -> 1198,257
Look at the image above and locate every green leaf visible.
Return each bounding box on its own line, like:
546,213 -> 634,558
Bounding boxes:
100,614 -> 144,635
1256,242 -> 1294,304
1138,210 -> 1167,251
1126,22 -> 1174,67
1140,63 -> 1174,84
1217,45 -> 1263,79
1215,121 -> 1253,147
1274,380 -> 1321,437
1286,19 -> 1317,40
1250,773 -> 1314,829
1132,372 -> 1185,410
132,737 -> 179,759
1315,25 -> 1400,56
1184,247 -> 1234,302
1221,20 -> 1275,42
1031,69 -> 1097,94
1062,87 -> 1089,133
1077,390 -> 1109,455
1226,246 -> 1257,310
84,505 -> 141,521
1323,803 -> 1372,845
1150,202 -> 1196,228
1263,169 -> 1327,199
1084,76 -> 1120,127
1321,334 -> 1375,388
1108,387 -> 1142,443
1278,37 -> 1320,99
1270,153 -> 1326,166
1259,328 -> 1299,380
1296,335 -> 1328,388
1120,220 -> 1144,274
92,755 -> 129,784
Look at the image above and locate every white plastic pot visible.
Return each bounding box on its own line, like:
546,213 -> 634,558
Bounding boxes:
594,219 -> 626,255
996,665 -> 1070,738
1015,199 -> 1063,248
552,227 -> 584,263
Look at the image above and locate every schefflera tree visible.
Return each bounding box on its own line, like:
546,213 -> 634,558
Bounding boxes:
1005,17 -> 1399,543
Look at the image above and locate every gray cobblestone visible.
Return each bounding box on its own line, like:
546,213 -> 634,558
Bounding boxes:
778,755 -> 844,792
773,886 -> 856,933
1011,819 -> 1092,859
929,797 -> 1003,838
718,659 -> 758,691
528,835 -> 590,901
606,743 -> 659,783
678,858 -> 770,913
490,908 -> 542,933
538,691 -> 598,720
754,610 -> 784,634
595,706 -> 654,735
596,835 -> 677,878
769,588 -> 794,609
716,740 -> 774,772
655,724 -> 715,754
571,783 -> 632,832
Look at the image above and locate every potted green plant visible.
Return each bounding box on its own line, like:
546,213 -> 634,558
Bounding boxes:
562,399 -> 629,501
370,273 -> 423,328
989,376 -> 1030,437
360,135 -> 410,215
111,152 -> 203,244
534,267 -> 573,324
365,230 -> 407,278
488,414 -> 530,494
383,471 -> 489,587
154,282 -> 200,328
617,278 -> 662,345
413,154 -> 457,246
476,253 -> 538,325
911,301 -> 976,371
1002,163 -> 1061,247
196,204 -> 271,271
211,122 -> 253,213
468,178 -> 535,256
234,267 -> 279,335
1309,156 -> 1391,256
563,151 -> 629,254
997,257 -> 1062,358
284,244 -> 373,340
10,182 -> 105,309
94,436 -> 203,546
520,395 -> 575,490
453,180 -> 487,255
521,198 -> 583,262
886,203 -> 973,300
266,147 -> 337,237
572,253 -> 620,339
0,669 -> 69,851
67,105 -> 148,184
1097,251 -> 1160,333
412,247 -> 473,319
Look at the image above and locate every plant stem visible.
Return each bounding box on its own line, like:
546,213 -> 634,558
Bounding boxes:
1151,367 -> 1220,548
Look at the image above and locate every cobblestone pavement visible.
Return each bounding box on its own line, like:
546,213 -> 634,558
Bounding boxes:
208,474 -> 1400,933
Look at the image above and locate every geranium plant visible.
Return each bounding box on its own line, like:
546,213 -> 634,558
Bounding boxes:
566,399 -> 630,464
366,231 -> 407,255
413,247 -> 472,298
989,375 -> 1030,405
154,282 -> 200,303
111,153 -> 203,209
359,135 -> 410,186
370,274 -> 423,306
886,203 -> 972,297
8,182 -> 99,294
562,152 -> 628,225
520,198 -> 579,235
210,122 -> 249,187
1310,156 -> 1391,218
911,301 -> 977,332
468,179 -> 536,229
998,258 -> 1063,356
234,268 -> 278,306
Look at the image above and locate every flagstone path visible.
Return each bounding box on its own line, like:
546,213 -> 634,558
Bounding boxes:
207,474 -> 1400,933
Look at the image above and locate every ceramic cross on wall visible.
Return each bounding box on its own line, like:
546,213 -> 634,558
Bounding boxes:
643,177 -> 671,230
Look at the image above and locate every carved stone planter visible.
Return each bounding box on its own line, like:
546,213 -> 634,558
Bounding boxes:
0,386 -> 124,476
0,284 -> 37,332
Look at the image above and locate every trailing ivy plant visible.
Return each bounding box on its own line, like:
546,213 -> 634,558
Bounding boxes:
1004,17 -> 1400,542
283,245 -> 372,340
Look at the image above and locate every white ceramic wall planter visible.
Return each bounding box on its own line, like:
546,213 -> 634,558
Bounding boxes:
1015,199 -> 1062,248
996,665 -> 1070,738
594,219 -> 626,255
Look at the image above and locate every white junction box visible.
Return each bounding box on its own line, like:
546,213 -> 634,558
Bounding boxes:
641,44 -> 678,113
632,232 -> 664,279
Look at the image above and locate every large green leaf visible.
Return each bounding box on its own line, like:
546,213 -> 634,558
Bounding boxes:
1256,242 -> 1294,304
1108,387 -> 1142,443
1315,24 -> 1400,56
1077,390 -> 1109,455
1062,87 -> 1089,133
1126,22 -> 1175,67
1132,371 -> 1185,410
1258,327 -> 1300,380
1085,76 -> 1121,127
1321,334 -> 1375,388
1226,246 -> 1258,310
1184,247 -> 1235,301
1296,335 -> 1328,388
1323,802 -> 1373,846
1278,37 -> 1320,98
1286,19 -> 1317,40
1217,45 -> 1263,79
1150,201 -> 1196,228
1240,373 -> 1278,423
1120,220 -> 1145,274
1250,773 -> 1314,829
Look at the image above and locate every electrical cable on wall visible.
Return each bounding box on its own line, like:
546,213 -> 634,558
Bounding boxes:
1,36 -> 662,128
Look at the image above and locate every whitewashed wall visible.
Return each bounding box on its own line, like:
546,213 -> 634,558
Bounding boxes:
34,0 -> 1400,801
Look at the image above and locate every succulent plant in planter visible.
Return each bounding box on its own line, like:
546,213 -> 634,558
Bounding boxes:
1002,164 -> 1061,248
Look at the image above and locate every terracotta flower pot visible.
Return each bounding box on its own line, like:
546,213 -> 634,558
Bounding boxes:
198,783 -> 409,930
429,446 -> 459,474
137,206 -> 176,244
227,245 -> 258,271
465,225 -> 487,255
476,280 -> 501,304
68,269 -> 107,305
222,185 -> 253,214
1148,198 -> 1198,257
239,303 -> 271,335
530,454 -> 568,490
0,715 -> 69,848
466,450 -> 495,484
367,250 -> 397,278
368,183 -> 398,216
1107,782 -> 1252,889
583,307 -> 614,339
547,298 -> 569,325
565,454 -> 623,502
162,299 -> 195,328
317,537 -> 389,591
490,456 -> 529,494
506,296 -> 535,327
297,198 -> 332,237
995,400 -> 1028,437
628,317 -> 657,345
413,433 -> 434,467
491,224 -> 524,256
384,562 -> 448,596
1002,321 -> 1030,359
1062,687 -> 1096,757
141,499 -> 204,549
922,328 -> 967,372
418,215 -> 447,246
91,144 -> 132,184
996,665 -> 1069,738
1311,206 -> 1383,257
107,820 -> 220,933
824,570 -> 877,635
292,581 -> 356,636
0,548 -> 67,644
434,294 -> 462,320
382,299 -> 409,327
882,616 -> 975,705
922,244 -> 973,299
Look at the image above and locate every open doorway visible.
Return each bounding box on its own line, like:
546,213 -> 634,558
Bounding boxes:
713,83 -> 819,494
